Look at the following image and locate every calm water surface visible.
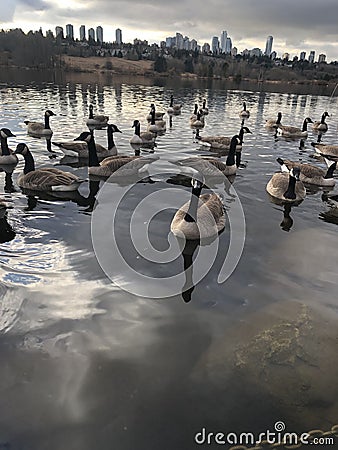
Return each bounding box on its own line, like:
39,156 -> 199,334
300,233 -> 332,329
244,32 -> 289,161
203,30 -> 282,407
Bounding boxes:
0,79 -> 337,450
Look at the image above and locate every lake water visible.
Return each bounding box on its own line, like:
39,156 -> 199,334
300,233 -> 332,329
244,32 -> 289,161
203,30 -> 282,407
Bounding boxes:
0,76 -> 337,450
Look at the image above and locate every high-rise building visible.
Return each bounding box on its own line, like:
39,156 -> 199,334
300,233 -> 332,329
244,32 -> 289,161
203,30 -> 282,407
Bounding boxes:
220,30 -> 227,53
318,54 -> 326,63
231,47 -> 237,57
299,51 -> 306,61
202,43 -> 210,53
270,51 -> 277,60
212,36 -> 219,54
66,24 -> 74,40
55,26 -> 64,39
225,37 -> 232,54
96,26 -> 103,43
116,28 -> 122,45
165,37 -> 174,47
191,39 -> 198,52
309,50 -> 315,63
88,28 -> 95,41
176,33 -> 184,50
282,52 -> 290,61
79,25 -> 86,41
264,35 -> 273,56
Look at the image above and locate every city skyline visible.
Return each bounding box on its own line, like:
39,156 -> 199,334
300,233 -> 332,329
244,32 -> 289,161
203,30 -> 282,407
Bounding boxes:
1,0 -> 337,61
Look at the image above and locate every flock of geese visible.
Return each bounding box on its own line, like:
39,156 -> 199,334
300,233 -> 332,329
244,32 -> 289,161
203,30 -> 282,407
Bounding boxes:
0,95 -> 337,242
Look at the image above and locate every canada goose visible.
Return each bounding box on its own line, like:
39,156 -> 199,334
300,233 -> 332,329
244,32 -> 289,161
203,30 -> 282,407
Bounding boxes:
189,104 -> 199,122
86,130 -> 158,178
52,124 -> 122,159
147,108 -> 166,132
200,99 -> 209,115
14,143 -> 86,191
146,104 -> 165,121
239,102 -> 250,118
196,126 -> 252,151
275,117 -> 313,138
0,128 -> 18,165
265,112 -> 282,128
312,112 -> 329,132
24,110 -> 56,137
266,164 -> 306,202
190,111 -> 205,129
277,157 -> 336,187
86,104 -> 109,127
167,95 -> 182,115
130,120 -> 156,145
311,142 -> 338,159
170,177 -> 225,240
178,135 -> 241,177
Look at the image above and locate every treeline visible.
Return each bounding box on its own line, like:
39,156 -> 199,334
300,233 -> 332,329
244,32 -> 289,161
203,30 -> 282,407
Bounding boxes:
154,52 -> 338,83
0,29 -> 56,69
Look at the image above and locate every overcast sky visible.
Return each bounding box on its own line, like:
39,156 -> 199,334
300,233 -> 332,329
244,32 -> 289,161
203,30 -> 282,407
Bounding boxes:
2,0 -> 338,61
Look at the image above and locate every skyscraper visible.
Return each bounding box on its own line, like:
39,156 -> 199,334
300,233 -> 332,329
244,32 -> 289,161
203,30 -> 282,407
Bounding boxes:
212,36 -> 219,54
55,26 -> 64,38
318,54 -> 326,63
264,35 -> 273,56
176,33 -> 184,50
299,51 -> 306,61
309,51 -> 315,63
220,30 -> 227,53
66,24 -> 74,40
96,26 -> 103,43
79,25 -> 86,41
116,28 -> 122,45
88,28 -> 95,41
225,37 -> 232,54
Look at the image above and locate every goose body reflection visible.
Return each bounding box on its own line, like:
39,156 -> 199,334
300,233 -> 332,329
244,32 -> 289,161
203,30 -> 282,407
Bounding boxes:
0,203 -> 16,244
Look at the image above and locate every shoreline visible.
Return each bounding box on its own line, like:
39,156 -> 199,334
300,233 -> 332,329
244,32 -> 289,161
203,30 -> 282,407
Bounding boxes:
1,56 -> 337,96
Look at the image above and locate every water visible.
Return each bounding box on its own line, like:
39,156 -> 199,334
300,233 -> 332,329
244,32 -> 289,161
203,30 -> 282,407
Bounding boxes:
0,78 -> 337,450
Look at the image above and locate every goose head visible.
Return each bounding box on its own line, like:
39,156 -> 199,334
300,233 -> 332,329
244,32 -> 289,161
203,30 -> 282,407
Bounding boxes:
14,143 -> 29,156
45,110 -> 56,117
305,117 -> 313,124
132,120 -> 140,128
74,131 -> 92,142
276,157 -> 290,173
290,167 -> 301,180
108,124 -> 122,133
0,128 -> 16,139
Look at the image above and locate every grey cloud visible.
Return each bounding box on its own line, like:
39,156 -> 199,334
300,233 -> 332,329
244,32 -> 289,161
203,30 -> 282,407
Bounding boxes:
19,0 -> 51,11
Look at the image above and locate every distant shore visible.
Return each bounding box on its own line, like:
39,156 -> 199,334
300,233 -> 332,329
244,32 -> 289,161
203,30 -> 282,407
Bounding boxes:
1,55 -> 337,96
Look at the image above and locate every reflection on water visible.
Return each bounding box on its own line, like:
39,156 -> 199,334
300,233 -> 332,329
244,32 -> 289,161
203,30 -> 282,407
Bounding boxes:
0,78 -> 337,449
